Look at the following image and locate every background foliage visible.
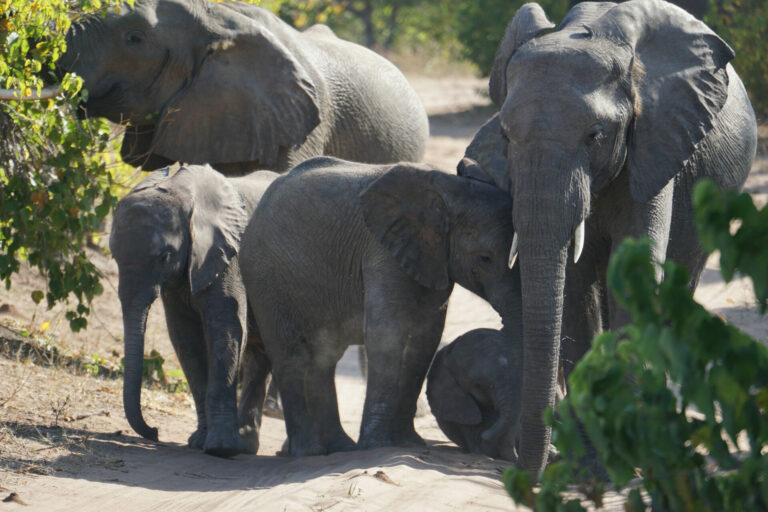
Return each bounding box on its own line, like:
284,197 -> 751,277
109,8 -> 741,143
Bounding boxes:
504,182 -> 768,511
1,0 -> 134,331
706,0 -> 768,117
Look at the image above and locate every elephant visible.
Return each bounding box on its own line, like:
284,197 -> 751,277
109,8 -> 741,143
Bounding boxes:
109,164 -> 278,456
239,156 -> 522,456
426,328 -> 522,461
58,0 -> 429,175
479,0 -> 757,474
570,0 -> 710,18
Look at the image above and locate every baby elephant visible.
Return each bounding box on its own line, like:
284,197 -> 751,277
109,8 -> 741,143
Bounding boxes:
110,165 -> 277,456
427,328 -> 522,461
240,156 -> 520,456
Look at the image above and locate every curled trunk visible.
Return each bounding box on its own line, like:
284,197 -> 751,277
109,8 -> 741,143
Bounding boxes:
122,300 -> 159,441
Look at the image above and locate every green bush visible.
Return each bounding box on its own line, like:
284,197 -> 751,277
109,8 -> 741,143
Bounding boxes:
505,181 -> 768,511
451,0 -> 569,76
706,0 -> 768,117
1,0 -> 130,331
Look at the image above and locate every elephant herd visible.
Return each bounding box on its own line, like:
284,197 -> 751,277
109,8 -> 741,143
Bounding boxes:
50,0 -> 757,477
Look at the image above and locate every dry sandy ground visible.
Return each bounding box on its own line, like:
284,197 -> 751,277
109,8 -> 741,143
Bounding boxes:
0,73 -> 766,511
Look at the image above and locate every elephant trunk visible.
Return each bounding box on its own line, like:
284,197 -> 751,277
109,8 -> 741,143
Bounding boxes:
120,284 -> 160,441
516,248 -> 568,473
511,158 -> 589,476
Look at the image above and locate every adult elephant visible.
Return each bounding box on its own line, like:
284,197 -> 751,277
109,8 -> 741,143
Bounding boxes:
484,0 -> 756,475
58,0 -> 429,175
570,0 -> 710,18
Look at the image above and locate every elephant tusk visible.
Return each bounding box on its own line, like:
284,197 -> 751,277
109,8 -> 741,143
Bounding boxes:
508,232 -> 519,269
0,85 -> 60,101
573,220 -> 585,264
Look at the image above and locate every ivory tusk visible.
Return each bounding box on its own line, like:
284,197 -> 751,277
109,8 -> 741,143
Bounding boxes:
0,85 -> 60,101
508,232 -> 519,269
573,220 -> 585,264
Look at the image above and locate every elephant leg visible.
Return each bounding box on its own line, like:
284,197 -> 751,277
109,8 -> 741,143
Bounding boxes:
560,225 -> 609,383
357,345 -> 368,381
358,270 -> 449,449
600,175 -> 675,330
303,340 -> 356,453
162,294 -> 209,450
263,378 -> 283,419
196,281 -> 248,458
259,307 -> 354,457
238,332 -> 271,455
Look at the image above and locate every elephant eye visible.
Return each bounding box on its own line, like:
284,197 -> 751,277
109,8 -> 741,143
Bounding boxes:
475,253 -> 493,267
125,30 -> 145,46
587,123 -> 605,145
159,250 -> 171,264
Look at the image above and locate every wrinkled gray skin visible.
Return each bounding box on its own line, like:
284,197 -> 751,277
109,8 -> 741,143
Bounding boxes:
478,0 -> 757,475
427,328 -> 522,461
59,0 -> 428,175
110,165 -> 278,456
239,157 -> 521,456
570,0 -> 710,18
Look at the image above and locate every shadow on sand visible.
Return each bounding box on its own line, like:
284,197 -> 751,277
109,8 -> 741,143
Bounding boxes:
4,420 -> 507,494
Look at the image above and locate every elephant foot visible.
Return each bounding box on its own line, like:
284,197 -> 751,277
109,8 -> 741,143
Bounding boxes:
238,425 -> 259,455
263,395 -> 284,420
357,427 -> 425,450
277,432 -> 355,457
187,427 -> 207,450
277,437 -> 327,457
204,426 -> 243,458
327,433 -> 357,453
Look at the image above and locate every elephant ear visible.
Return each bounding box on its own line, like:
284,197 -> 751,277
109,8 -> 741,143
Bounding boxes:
489,3 -> 555,107
461,114 -> 512,192
360,165 -> 451,290
151,28 -> 320,167
590,0 -> 734,203
170,166 -> 249,294
427,349 -> 482,425
128,166 -> 172,194
557,1 -> 616,33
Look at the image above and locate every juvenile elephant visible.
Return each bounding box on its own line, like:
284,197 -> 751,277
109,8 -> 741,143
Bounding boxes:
59,0 -> 428,175
239,157 -> 522,456
483,0 -> 757,474
110,165 -> 277,456
427,328 -> 522,461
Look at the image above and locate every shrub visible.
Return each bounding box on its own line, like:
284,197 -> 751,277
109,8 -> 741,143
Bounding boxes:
505,181 -> 768,510
1,1 -> 130,331
706,0 -> 768,117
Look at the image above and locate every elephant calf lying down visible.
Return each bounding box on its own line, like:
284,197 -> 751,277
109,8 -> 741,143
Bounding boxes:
240,156 -> 521,456
110,165 -> 278,456
427,328 -> 522,462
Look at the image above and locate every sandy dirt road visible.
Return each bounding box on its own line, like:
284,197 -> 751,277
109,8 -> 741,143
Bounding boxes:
0,73 -> 765,511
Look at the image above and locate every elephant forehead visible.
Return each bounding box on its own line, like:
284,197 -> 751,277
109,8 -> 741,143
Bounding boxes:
510,39 -> 621,95
111,224 -> 168,260
115,196 -> 184,234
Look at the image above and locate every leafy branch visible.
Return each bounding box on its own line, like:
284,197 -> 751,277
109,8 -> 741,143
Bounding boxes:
1,0 -> 134,331
505,180 -> 768,511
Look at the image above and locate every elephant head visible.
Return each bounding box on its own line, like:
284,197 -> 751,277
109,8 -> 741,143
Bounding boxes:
427,328 -> 523,461
60,0 -> 319,170
360,165 -> 522,339
490,0 -> 735,474
109,165 -> 247,440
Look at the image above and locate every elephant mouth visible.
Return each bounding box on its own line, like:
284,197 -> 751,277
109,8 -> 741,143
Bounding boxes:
78,81 -> 123,121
